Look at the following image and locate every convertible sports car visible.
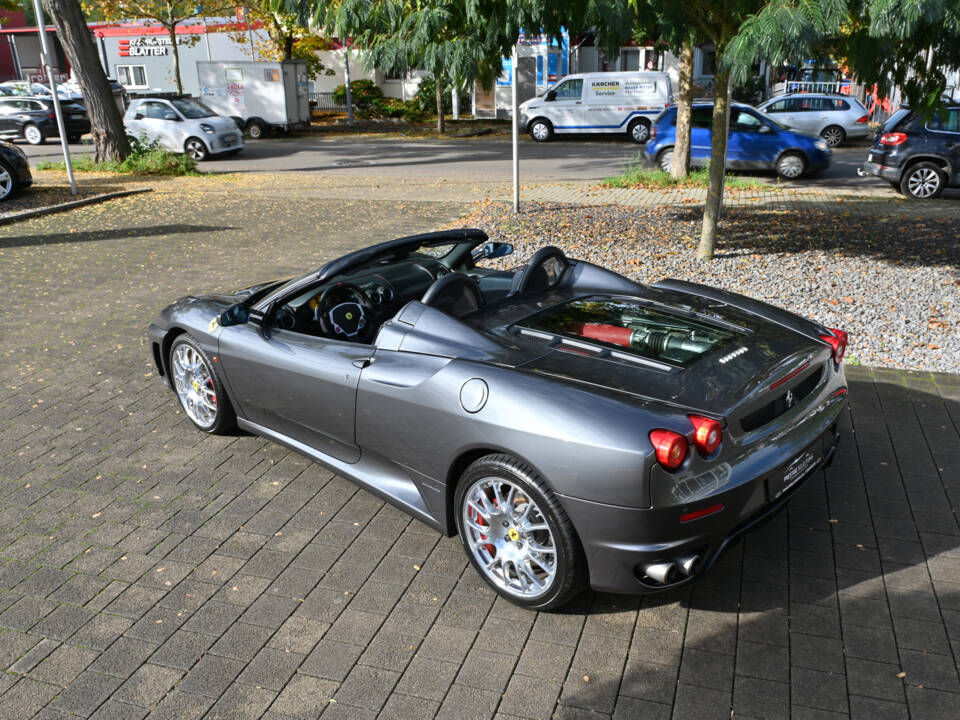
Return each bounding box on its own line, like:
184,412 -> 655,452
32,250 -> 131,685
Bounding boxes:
148,229 -> 848,610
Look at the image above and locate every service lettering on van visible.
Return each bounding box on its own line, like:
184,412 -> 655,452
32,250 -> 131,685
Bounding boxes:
624,82 -> 656,94
591,80 -> 620,97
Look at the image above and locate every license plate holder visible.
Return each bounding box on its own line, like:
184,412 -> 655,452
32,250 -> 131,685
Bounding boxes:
768,441 -> 822,501
221,135 -> 235,147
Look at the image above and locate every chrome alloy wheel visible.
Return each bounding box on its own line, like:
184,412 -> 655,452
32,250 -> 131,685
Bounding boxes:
171,344 -> 218,428
462,476 -> 557,599
185,139 -> 207,161
24,125 -> 43,145
777,154 -> 805,179
906,167 -> 941,198
0,165 -> 13,200
820,126 -> 844,147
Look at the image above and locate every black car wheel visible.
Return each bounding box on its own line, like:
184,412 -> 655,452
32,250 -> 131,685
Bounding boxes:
246,119 -> 266,139
0,160 -> 19,201
168,335 -> 236,434
23,124 -> 44,145
529,118 -> 553,142
900,161 -> 945,199
820,125 -> 845,147
657,148 -> 675,173
455,454 -> 586,610
184,137 -> 208,161
776,152 -> 807,179
67,135 -> 81,144
628,118 -> 651,144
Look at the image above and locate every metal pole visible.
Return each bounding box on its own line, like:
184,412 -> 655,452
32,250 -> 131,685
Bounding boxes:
245,7 -> 256,61
32,0 -> 76,195
343,44 -> 354,128
511,45 -> 519,213
202,17 -> 212,61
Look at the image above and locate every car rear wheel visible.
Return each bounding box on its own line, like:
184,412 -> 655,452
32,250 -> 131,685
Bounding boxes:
820,125 -> 845,147
246,119 -> 266,139
657,148 -> 675,173
0,160 -> 18,201
23,124 -> 44,145
628,118 -> 651,144
169,335 -> 236,434
900,161 -> 945,199
529,118 -> 553,142
184,137 -> 208,161
455,454 -> 586,610
776,152 -> 806,179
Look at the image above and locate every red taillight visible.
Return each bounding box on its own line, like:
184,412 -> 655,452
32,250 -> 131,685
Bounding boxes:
650,125 -> 658,139
649,429 -> 687,470
880,132 -> 907,145
688,415 -> 722,455
855,115 -> 869,124
820,328 -> 849,365
47,112 -> 56,121
680,503 -> 725,523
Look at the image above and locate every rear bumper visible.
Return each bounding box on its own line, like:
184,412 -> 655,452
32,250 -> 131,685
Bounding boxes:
561,393 -> 845,594
862,160 -> 900,181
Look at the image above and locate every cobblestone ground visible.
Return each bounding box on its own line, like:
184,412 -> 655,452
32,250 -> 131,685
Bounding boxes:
1,176 -> 959,720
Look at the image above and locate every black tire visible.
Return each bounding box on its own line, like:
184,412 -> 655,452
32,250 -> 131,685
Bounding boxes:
775,151 -> 807,179
657,147 -> 675,173
0,159 -> 20,201
899,161 -> 945,199
67,135 -> 81,144
168,334 -> 236,434
184,137 -> 208,161
454,454 -> 586,611
23,123 -> 44,145
820,125 -> 845,147
246,119 -> 266,139
628,117 -> 651,144
528,118 -> 553,142
888,180 -> 903,193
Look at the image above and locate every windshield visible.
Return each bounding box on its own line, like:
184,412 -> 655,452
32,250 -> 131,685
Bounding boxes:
750,107 -> 787,131
516,296 -> 739,366
171,99 -> 216,119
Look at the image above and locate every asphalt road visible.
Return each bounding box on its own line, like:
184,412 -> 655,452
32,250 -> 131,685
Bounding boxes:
18,133 -> 890,191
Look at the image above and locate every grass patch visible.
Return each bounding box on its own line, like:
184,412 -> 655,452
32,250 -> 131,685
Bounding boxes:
36,141 -> 199,176
603,160 -> 767,190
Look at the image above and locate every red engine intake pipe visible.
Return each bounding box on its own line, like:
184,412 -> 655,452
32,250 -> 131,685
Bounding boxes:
571,323 -> 633,348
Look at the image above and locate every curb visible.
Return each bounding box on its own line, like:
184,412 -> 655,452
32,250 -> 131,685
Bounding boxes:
0,187 -> 153,227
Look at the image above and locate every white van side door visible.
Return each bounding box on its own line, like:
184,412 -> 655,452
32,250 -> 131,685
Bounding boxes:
544,78 -> 584,133
584,77 -> 624,132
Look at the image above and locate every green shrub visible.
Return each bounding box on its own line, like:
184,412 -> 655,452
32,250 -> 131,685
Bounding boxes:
603,157 -> 765,190
333,79 -> 384,117
36,137 -> 199,176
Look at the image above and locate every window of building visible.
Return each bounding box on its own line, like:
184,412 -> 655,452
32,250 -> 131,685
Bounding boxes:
117,65 -> 147,89
621,49 -> 640,72
699,49 -> 716,77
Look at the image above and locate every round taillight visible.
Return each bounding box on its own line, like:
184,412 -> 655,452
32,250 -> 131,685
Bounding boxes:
688,415 -> 723,455
649,429 -> 687,470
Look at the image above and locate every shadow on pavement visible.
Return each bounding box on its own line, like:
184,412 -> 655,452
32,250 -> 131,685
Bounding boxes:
0,224 -> 235,249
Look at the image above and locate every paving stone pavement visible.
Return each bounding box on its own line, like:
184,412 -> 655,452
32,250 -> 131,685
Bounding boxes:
1,176 -> 960,719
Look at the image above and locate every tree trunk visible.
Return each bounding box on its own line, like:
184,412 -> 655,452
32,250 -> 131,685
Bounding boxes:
283,34 -> 294,60
41,0 -> 129,163
435,74 -> 445,133
670,40 -> 694,179
169,23 -> 183,95
697,64 -> 731,261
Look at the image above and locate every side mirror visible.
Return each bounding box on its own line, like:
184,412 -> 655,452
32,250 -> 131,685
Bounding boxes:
219,302 -> 250,327
472,241 -> 514,262
758,124 -> 773,133
134,113 -> 144,120
545,90 -> 557,102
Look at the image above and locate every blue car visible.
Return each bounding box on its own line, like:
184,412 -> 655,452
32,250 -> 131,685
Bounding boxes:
644,103 -> 832,179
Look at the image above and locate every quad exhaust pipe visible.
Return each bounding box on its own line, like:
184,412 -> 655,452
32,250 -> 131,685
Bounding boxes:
643,553 -> 701,586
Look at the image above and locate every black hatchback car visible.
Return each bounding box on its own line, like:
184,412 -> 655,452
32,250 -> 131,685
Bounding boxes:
0,140 -> 33,201
0,96 -> 90,145
862,102 -> 960,198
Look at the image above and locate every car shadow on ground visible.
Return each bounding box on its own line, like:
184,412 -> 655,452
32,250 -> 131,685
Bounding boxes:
556,376 -> 960,718
0,223 -> 235,249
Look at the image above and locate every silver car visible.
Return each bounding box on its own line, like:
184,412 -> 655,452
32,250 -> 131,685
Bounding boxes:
124,97 -> 243,161
758,93 -> 871,147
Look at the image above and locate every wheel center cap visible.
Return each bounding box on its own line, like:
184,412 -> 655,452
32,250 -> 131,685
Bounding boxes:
507,527 -> 520,542
192,379 -> 199,391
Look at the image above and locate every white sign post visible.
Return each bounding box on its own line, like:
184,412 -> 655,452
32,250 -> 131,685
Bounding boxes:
31,0 -> 75,194
511,44 -> 519,214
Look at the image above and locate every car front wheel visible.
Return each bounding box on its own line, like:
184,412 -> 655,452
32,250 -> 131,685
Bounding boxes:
529,119 -> 553,142
455,454 -> 586,610
23,124 -> 44,145
169,335 -> 236,434
776,152 -> 807,179
0,160 -> 19,201
184,138 -> 208,161
900,161 -> 945,199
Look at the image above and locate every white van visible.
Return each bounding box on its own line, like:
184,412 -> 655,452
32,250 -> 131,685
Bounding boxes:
518,71 -> 673,143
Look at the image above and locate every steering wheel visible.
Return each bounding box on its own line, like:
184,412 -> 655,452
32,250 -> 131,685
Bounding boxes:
316,283 -> 375,342
512,246 -> 570,296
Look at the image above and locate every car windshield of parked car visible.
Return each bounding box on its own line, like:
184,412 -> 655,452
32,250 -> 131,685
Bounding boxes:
170,99 -> 216,119
516,296 -> 739,366
748,107 -> 786,131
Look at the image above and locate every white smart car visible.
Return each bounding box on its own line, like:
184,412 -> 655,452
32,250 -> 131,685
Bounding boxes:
123,97 -> 243,161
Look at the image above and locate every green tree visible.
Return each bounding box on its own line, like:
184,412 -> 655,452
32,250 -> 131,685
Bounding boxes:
228,0 -> 331,78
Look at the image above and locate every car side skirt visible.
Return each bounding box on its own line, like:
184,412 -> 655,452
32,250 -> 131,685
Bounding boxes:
237,417 -> 448,535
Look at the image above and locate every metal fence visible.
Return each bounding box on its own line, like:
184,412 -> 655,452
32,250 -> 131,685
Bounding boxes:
309,92 -> 345,111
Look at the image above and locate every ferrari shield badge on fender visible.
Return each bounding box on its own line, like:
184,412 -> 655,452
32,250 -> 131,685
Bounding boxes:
208,316 -> 219,333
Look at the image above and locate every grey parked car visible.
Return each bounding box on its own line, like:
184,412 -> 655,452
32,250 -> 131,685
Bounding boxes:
148,230 -> 849,610
758,93 -> 871,147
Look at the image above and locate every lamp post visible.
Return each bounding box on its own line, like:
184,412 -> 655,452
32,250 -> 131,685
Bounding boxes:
31,0 -> 76,195
511,44 -> 519,214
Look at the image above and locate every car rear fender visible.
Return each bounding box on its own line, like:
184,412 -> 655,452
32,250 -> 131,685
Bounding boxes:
902,153 -> 953,177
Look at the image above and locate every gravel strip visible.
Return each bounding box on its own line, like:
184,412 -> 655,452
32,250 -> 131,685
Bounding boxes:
453,201 -> 960,373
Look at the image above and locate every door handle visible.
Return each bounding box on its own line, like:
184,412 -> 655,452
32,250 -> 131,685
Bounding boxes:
352,358 -> 374,369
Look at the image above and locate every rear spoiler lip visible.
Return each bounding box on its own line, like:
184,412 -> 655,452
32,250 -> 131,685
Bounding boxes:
651,279 -> 832,344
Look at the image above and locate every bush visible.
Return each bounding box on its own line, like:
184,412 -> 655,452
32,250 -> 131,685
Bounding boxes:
413,74 -> 471,116
36,138 -> 199,176
333,79 -> 383,117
